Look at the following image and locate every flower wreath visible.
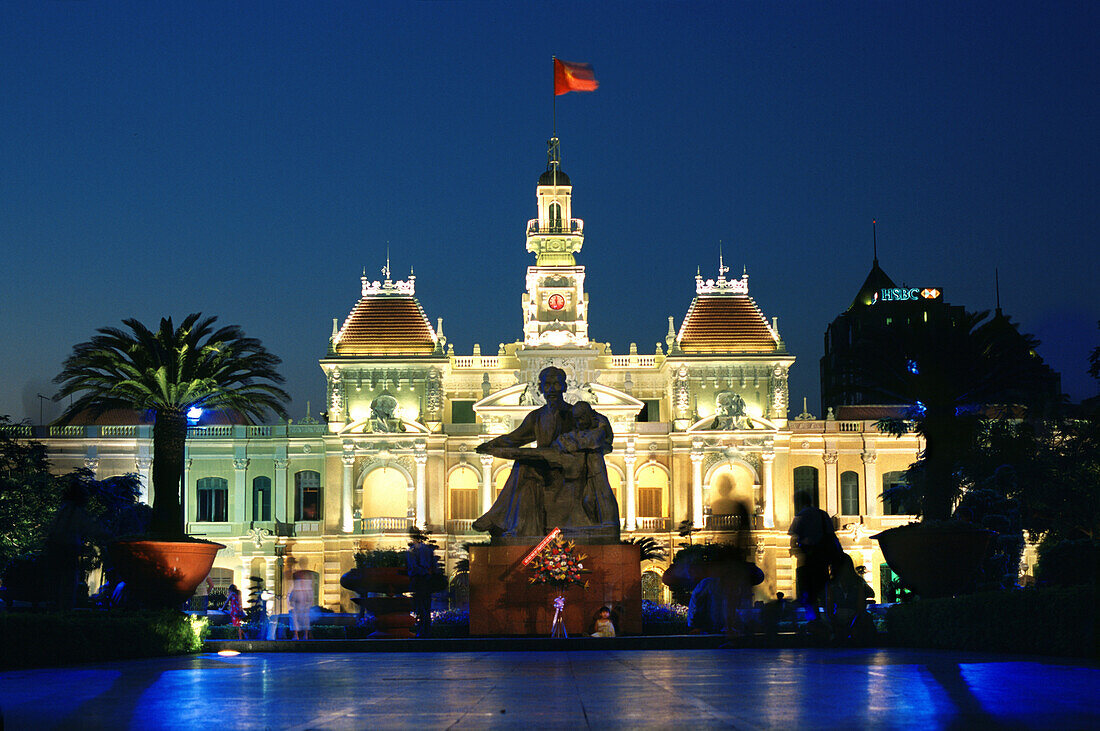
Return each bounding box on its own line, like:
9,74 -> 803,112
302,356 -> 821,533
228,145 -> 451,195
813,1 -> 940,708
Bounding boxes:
528,534 -> 590,589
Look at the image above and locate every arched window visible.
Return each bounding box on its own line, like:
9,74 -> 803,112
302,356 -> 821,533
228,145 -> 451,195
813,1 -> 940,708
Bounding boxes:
840,471 -> 860,516
707,463 -> 755,523
494,467 -> 511,500
641,570 -> 666,603
793,466 -> 819,508
881,471 -> 907,515
548,201 -> 563,232
606,468 -> 623,515
636,464 -> 668,518
196,477 -> 228,522
449,466 -> 479,520
295,470 -> 321,521
362,468 -> 408,519
252,476 -> 271,522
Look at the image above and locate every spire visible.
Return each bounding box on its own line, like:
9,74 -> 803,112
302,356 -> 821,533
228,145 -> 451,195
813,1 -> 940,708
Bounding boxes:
718,242 -> 729,280
872,219 -> 879,265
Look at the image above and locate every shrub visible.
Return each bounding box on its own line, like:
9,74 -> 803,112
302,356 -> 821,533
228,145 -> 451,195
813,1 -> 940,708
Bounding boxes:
354,548 -> 407,569
0,610 -> 206,669
641,601 -> 689,635
885,586 -> 1096,657
1036,539 -> 1100,588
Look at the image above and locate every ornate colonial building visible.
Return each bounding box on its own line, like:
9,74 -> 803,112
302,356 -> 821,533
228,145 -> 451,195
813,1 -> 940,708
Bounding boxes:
34,140 -> 922,612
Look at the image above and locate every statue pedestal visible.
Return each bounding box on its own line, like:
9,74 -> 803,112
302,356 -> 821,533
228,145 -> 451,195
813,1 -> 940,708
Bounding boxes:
469,544 -> 642,636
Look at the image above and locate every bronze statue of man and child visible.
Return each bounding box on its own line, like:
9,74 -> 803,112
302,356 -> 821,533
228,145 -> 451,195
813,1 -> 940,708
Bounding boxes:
472,366 -> 621,544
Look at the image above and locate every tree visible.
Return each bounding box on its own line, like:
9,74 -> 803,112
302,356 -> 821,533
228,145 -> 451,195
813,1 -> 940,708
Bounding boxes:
0,417 -> 65,574
54,314 -> 289,538
849,309 -> 1061,520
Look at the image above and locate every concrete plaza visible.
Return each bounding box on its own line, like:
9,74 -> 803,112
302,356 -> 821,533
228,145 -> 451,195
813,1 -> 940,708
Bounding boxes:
2,647 -> 1098,729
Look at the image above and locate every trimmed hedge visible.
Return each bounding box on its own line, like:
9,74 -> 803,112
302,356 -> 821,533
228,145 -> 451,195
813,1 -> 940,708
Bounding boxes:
0,610 -> 205,669
886,587 -> 1096,658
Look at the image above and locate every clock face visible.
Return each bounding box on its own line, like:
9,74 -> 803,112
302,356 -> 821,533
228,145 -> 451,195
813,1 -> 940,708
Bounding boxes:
548,294 -> 566,311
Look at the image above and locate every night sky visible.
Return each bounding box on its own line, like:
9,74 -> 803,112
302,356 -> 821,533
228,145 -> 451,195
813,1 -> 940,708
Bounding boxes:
2,1 -> 1098,424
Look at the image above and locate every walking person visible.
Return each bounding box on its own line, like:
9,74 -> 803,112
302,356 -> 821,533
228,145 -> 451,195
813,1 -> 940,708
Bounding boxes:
788,491 -> 842,623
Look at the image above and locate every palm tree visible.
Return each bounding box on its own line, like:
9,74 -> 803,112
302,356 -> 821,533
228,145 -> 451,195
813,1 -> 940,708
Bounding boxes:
848,309 -> 1061,520
54,314 -> 289,537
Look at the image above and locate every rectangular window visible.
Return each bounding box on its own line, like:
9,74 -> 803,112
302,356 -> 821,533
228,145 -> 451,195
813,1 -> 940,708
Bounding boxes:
253,476 -> 272,522
451,400 -> 476,424
881,471 -> 907,515
637,399 -> 662,422
197,477 -> 228,522
840,471 -> 860,516
638,487 -> 662,518
450,489 -> 478,520
296,470 -> 322,521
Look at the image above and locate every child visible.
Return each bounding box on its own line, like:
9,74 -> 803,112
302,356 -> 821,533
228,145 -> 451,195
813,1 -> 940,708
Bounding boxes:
221,584 -> 245,639
591,606 -> 616,637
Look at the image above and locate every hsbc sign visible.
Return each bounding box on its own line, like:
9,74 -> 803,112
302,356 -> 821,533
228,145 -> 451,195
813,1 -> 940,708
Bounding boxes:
873,287 -> 942,303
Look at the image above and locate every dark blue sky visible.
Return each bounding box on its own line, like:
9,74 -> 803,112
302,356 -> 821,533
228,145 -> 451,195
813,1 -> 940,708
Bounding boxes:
3,1 -> 1098,423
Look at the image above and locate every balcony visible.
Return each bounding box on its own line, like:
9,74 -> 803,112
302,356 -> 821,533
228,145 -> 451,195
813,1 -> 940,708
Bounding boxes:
526,218 -> 583,237
446,519 -> 476,535
633,517 -> 670,532
358,516 -> 413,534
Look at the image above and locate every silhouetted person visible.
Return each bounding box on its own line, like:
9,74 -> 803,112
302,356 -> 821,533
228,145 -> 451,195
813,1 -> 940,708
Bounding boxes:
761,591 -> 789,637
825,553 -> 875,644
46,477 -> 107,610
407,528 -> 437,638
788,490 -> 842,621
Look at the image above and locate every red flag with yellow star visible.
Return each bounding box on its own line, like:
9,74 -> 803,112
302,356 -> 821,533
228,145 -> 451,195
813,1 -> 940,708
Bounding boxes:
554,59 -> 599,95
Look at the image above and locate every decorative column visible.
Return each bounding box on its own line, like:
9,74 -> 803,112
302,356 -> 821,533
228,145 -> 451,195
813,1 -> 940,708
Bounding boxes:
480,453 -> 494,513
135,456 -> 152,505
690,439 -> 705,528
761,451 -> 775,529
273,458 -> 290,523
624,437 -> 637,531
823,451 -> 839,516
414,444 -> 428,530
183,458 -> 192,524
233,458 -> 249,525
341,454 -> 356,533
861,451 -> 878,516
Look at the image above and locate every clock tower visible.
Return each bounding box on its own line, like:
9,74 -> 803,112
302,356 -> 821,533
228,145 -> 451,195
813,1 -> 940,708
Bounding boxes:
522,137 -> 590,347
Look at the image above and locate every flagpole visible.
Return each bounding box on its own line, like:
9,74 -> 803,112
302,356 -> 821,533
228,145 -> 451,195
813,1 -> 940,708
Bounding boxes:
551,56 -> 557,186
552,56 -> 557,140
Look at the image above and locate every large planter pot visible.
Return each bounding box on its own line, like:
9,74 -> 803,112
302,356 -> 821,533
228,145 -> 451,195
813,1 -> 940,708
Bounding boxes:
108,539 -> 225,607
340,566 -> 410,596
873,524 -> 994,598
341,567 -> 413,638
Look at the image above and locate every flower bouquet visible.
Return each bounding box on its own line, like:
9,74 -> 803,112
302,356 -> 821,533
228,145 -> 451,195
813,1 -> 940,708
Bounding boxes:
528,535 -> 589,637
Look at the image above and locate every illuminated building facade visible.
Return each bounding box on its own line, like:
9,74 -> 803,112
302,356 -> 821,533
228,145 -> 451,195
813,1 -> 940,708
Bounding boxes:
32,141 -> 923,611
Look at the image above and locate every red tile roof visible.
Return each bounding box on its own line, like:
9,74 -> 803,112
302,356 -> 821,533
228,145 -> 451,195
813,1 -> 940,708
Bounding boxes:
677,295 -> 779,354
334,296 -> 437,356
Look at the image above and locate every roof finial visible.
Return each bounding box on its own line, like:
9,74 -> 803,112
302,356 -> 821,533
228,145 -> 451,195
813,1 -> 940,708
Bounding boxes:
995,267 -> 1002,316
547,137 -> 561,186
872,219 -> 879,265
718,241 -> 729,279
382,244 -> 391,282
